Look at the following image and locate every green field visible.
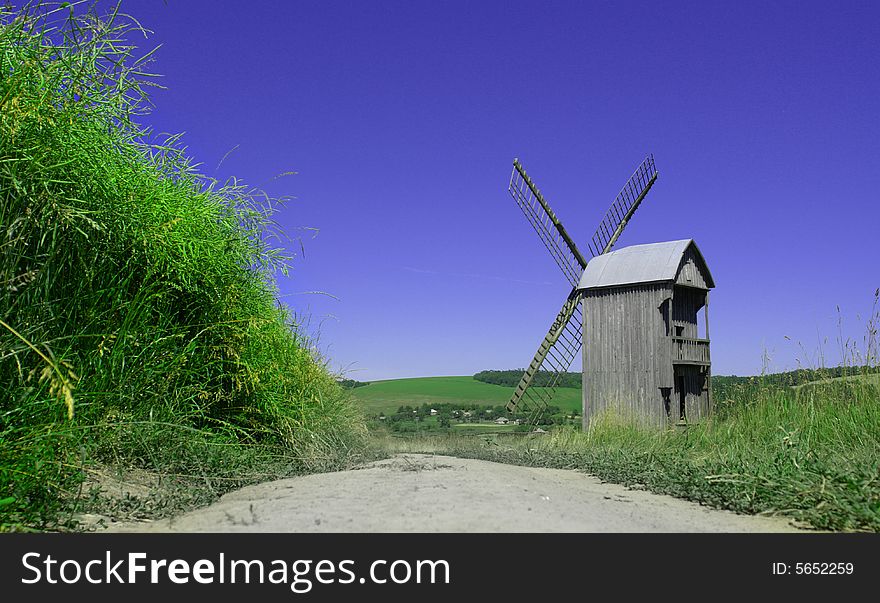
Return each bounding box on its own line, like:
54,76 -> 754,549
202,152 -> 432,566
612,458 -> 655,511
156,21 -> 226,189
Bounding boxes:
353,372 -> 880,417
351,376 -> 582,415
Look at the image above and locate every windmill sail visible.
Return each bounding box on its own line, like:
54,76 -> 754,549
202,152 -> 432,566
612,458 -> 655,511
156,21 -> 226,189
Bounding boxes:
508,159 -> 588,286
506,155 -> 658,421
587,154 -> 658,256
505,159 -> 589,419
506,291 -> 583,422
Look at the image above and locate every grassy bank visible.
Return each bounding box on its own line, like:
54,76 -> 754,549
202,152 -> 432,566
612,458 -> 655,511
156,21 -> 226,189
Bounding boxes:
373,373 -> 880,532
0,3 -> 365,530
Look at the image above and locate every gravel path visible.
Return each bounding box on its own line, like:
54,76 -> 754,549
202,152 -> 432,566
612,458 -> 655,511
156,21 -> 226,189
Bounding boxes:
105,454 -> 800,533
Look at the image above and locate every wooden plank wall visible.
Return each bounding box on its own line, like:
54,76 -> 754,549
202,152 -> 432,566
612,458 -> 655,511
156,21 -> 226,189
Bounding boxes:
675,247 -> 710,289
582,283 -> 672,429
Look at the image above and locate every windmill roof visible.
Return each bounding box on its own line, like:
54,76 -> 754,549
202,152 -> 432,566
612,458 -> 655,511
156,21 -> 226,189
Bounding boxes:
577,239 -> 714,289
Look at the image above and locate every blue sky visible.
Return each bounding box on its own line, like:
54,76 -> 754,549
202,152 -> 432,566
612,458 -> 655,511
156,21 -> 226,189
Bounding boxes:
113,1 -> 878,380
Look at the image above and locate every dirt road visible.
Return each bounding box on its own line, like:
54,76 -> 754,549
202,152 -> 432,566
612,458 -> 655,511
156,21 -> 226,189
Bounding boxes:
106,454 -> 799,532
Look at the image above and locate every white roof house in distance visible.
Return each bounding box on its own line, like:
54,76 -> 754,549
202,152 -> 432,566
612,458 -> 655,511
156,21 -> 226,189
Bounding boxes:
577,239 -> 715,429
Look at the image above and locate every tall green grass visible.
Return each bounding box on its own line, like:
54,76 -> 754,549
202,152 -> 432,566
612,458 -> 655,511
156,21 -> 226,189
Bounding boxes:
1,2 -> 364,530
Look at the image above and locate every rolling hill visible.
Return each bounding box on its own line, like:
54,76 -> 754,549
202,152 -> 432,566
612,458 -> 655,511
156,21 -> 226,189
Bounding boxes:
350,376 -> 582,415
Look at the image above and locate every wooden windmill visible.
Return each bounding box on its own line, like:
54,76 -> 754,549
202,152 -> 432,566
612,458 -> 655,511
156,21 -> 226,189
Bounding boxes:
505,156 -> 715,428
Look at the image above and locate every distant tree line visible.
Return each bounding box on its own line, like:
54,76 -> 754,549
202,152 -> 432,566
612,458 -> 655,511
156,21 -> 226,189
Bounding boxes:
473,370 -> 581,388
337,378 -> 370,389
713,364 -> 880,388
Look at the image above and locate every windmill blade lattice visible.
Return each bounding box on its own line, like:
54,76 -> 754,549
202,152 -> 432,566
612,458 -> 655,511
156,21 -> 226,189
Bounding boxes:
506,290 -> 583,422
587,154 -> 658,257
508,159 -> 588,287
